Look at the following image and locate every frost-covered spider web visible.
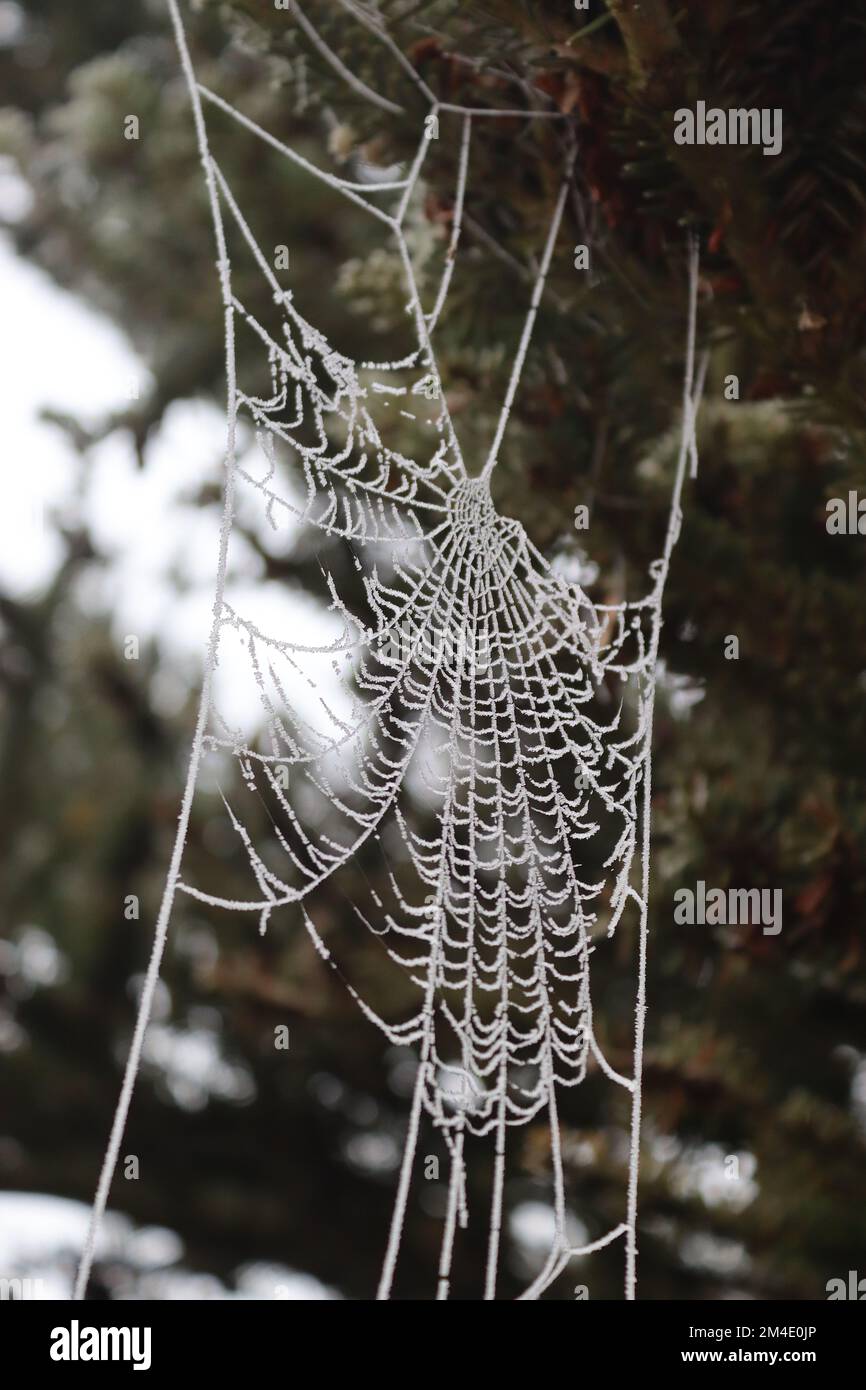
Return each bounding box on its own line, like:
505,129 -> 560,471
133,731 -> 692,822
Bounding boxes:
76,0 -> 704,1302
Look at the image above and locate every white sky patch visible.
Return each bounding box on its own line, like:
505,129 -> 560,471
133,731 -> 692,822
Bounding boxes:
509,1200 -> 588,1273
0,1194 -> 142,1297
0,3 -> 25,48
0,237 -> 138,595
143,1023 -> 255,1111
679,1230 -> 750,1278
550,548 -> 599,588
0,1194 -> 332,1299
5,925 -> 69,989
236,1262 -> 340,1300
214,575 -> 352,738
0,237 -> 344,733
651,1133 -> 759,1212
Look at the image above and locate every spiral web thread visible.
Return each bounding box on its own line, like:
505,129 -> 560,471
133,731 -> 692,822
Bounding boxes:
75,0 -> 704,1302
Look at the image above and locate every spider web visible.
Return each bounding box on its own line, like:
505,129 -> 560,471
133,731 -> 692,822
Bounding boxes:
75,0 -> 705,1302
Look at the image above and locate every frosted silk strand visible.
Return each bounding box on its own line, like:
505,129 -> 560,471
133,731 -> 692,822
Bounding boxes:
481,164 -> 573,482
625,238 -> 703,1301
73,0 -> 239,1301
332,0 -> 568,119
77,0 -> 703,1302
290,1 -> 405,116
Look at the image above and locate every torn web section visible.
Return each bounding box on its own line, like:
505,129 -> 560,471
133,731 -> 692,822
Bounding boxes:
196,77 -> 472,472
509,554 -> 655,931
171,80 -> 466,877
